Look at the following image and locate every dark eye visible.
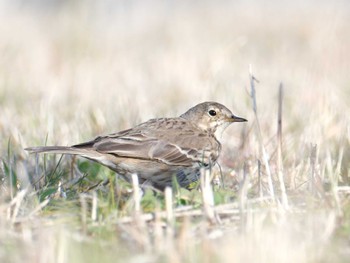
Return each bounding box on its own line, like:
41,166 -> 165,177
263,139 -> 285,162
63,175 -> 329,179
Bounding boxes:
208,110 -> 217,116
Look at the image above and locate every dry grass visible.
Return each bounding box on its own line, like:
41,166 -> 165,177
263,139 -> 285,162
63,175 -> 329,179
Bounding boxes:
0,0 -> 349,262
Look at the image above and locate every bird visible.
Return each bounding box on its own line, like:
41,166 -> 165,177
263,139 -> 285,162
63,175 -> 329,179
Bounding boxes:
25,102 -> 247,190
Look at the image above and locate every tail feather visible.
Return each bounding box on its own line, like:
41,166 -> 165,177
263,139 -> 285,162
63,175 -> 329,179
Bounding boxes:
25,146 -> 120,172
25,146 -> 91,156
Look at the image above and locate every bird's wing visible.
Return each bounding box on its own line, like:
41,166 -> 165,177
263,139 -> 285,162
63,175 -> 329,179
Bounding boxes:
72,118 -> 213,167
91,132 -> 198,167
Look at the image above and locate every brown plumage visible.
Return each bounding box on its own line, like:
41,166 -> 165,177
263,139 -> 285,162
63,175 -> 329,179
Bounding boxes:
25,102 -> 247,190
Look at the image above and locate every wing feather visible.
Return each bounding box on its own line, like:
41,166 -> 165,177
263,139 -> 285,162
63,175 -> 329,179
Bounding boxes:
93,134 -> 197,166
72,118 -> 217,167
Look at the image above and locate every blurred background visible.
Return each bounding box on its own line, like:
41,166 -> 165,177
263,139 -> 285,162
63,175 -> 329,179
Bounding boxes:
0,0 -> 349,192
1,0 -> 349,146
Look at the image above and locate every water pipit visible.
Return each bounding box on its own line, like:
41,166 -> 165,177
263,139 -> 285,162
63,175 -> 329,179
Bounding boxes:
26,102 -> 247,190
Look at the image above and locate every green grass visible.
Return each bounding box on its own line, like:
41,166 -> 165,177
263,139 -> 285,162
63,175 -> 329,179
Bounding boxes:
0,0 -> 350,262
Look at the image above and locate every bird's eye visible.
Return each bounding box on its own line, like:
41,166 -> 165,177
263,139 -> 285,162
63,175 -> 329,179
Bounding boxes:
208,110 -> 217,116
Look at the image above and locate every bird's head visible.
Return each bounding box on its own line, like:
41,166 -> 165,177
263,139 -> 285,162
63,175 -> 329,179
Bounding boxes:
180,101 -> 247,138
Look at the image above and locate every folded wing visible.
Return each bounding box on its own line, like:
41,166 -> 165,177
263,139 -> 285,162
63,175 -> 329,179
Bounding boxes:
72,118 -> 214,167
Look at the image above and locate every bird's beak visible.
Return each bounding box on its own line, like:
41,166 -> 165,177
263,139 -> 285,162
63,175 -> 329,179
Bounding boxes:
230,115 -> 247,122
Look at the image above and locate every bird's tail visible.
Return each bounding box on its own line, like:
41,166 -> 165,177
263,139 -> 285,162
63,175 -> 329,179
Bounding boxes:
25,146 -> 119,172
25,146 -> 91,156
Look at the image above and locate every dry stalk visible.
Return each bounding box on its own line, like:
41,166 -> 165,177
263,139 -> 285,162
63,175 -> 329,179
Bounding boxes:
249,66 -> 275,199
28,198 -> 50,218
153,204 -> 165,251
309,144 -> 318,194
277,83 -> 289,209
130,174 -> 151,252
165,187 -> 174,237
258,160 -> 263,198
201,168 -> 220,224
164,187 -> 177,258
131,173 -> 141,213
8,139 -> 14,199
328,147 -> 344,214
309,145 -> 331,206
7,189 -> 27,222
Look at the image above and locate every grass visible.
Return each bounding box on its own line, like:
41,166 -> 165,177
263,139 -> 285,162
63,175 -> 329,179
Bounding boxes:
0,0 -> 350,262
